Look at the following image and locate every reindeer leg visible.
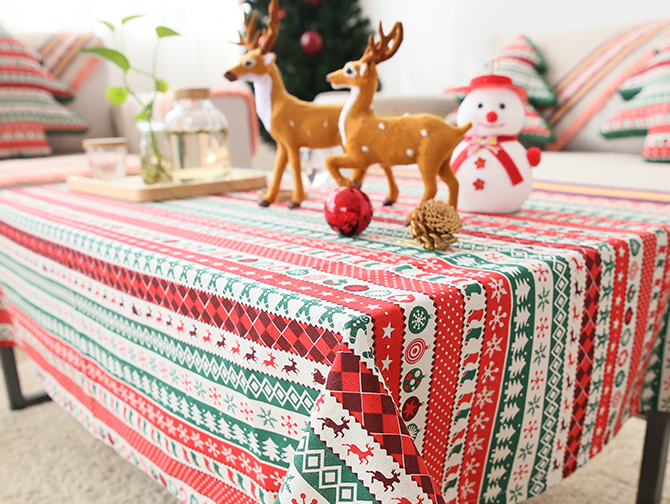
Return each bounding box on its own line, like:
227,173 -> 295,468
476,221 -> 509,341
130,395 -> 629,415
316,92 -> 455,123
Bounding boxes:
286,146 -> 305,208
409,159 -> 439,222
326,154 -> 355,187
261,142 -> 288,207
350,168 -> 367,189
379,164 -> 398,206
437,158 -> 459,209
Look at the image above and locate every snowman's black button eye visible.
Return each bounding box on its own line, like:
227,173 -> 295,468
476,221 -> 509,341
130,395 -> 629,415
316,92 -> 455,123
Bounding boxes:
477,103 -> 483,108
500,103 -> 506,109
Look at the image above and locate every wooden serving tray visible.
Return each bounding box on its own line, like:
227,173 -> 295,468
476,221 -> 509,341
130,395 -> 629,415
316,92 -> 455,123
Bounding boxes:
66,169 -> 267,202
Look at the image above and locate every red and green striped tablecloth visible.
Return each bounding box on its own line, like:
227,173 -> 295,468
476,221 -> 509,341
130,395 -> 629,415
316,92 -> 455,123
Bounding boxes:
0,171 -> 669,504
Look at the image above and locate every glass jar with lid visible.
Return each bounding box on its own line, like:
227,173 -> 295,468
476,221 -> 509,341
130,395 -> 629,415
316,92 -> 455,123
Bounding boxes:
164,88 -> 231,181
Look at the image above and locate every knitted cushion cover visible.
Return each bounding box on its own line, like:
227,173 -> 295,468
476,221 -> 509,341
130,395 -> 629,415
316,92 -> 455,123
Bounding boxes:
601,78 -> 670,138
619,46 -> 670,99
642,124 -> 670,160
0,122 -> 50,159
496,34 -> 548,74
0,27 -> 88,158
493,57 -> 557,107
0,88 -> 88,159
0,26 -> 72,101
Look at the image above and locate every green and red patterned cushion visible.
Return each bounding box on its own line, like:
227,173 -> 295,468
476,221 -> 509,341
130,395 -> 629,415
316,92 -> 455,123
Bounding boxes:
642,124 -> 670,161
0,26 -> 72,101
521,102 -> 555,143
599,25 -> 670,161
0,88 -> 88,158
0,26 -> 88,158
602,80 -> 670,137
496,34 -> 548,73
0,122 -> 50,159
491,36 -> 557,107
619,48 -> 670,100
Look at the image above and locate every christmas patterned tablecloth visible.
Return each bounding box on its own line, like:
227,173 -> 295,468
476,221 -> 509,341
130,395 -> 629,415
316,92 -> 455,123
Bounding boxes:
0,173 -> 669,504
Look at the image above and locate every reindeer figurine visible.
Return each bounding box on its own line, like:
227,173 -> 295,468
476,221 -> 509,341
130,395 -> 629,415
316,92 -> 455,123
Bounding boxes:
224,0 -> 397,208
325,22 -> 471,215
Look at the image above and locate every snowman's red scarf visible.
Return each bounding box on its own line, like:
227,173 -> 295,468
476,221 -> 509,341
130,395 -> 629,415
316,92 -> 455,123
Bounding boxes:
451,135 -> 523,186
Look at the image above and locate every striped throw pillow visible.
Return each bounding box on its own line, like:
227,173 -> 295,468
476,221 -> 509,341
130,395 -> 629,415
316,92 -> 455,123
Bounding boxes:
38,32 -> 103,94
543,19 -> 670,151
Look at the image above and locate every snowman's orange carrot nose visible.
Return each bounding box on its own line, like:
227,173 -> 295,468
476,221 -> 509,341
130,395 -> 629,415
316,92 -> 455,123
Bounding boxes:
486,111 -> 498,123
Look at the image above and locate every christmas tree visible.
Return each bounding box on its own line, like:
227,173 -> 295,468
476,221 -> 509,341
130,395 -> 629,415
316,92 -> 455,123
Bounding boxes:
241,0 -> 374,141
242,0 -> 373,101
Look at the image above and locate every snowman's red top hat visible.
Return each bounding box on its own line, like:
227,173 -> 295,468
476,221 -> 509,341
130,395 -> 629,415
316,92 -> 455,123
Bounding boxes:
448,74 -> 527,100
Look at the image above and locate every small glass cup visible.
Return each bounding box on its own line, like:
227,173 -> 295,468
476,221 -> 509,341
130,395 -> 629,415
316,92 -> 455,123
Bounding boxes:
82,137 -> 128,179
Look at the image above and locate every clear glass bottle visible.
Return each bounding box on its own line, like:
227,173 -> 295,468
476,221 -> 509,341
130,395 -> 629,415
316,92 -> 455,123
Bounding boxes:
137,121 -> 172,184
164,88 -> 231,181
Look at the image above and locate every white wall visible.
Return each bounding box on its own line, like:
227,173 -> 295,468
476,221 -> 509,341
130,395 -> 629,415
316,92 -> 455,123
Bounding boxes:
3,0 -> 248,93
4,0 -> 670,96
359,0 -> 670,95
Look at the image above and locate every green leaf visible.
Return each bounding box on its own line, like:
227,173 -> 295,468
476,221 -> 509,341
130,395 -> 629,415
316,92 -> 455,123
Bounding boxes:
133,99 -> 154,122
99,20 -> 115,32
79,47 -> 130,72
105,86 -> 129,105
122,14 -> 144,24
156,26 -> 180,38
155,79 -> 169,93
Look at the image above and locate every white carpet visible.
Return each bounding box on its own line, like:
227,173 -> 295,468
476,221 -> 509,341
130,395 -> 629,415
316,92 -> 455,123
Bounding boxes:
1,347 -> 669,503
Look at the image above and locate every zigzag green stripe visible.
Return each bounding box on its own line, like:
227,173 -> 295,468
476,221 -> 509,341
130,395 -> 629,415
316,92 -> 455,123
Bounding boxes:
0,261 -> 307,470
528,256 -> 570,495
279,426 -> 378,504
9,282 -> 299,467
0,249 -> 319,414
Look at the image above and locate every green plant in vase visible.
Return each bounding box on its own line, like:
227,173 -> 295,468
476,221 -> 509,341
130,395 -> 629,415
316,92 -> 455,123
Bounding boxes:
81,16 -> 179,184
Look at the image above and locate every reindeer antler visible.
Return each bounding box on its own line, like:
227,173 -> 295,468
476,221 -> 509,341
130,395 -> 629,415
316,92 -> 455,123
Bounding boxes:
260,0 -> 280,54
361,22 -> 403,65
238,9 -> 261,50
237,0 -> 280,53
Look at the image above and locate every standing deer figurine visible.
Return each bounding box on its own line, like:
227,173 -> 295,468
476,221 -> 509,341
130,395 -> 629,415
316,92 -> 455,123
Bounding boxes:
325,22 -> 471,215
224,0 -> 397,208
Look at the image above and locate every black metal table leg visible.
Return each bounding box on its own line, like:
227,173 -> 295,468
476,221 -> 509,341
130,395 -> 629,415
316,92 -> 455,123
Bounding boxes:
1,346 -> 50,410
637,410 -> 670,504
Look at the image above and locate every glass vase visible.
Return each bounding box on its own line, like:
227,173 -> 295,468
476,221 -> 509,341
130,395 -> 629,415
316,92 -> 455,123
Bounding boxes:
137,121 -> 172,184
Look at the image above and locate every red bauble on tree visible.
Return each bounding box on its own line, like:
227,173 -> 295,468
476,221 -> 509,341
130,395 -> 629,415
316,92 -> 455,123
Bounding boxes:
304,0 -> 321,4
324,186 -> 373,236
300,30 -> 323,55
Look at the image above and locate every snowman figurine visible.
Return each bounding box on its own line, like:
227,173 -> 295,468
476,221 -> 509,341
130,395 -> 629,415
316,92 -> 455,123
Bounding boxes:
450,75 -> 541,213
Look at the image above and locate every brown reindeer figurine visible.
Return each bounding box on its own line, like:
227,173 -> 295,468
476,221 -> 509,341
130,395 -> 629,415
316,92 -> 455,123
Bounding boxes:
325,22 -> 471,216
223,0 -> 397,208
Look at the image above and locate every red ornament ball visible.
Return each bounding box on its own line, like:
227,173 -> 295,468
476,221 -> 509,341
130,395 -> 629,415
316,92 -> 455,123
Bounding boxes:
304,0 -> 321,4
325,186 -> 373,236
300,30 -> 323,55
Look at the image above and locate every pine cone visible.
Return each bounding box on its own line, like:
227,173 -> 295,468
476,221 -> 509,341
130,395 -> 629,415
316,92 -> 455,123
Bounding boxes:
409,200 -> 462,251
